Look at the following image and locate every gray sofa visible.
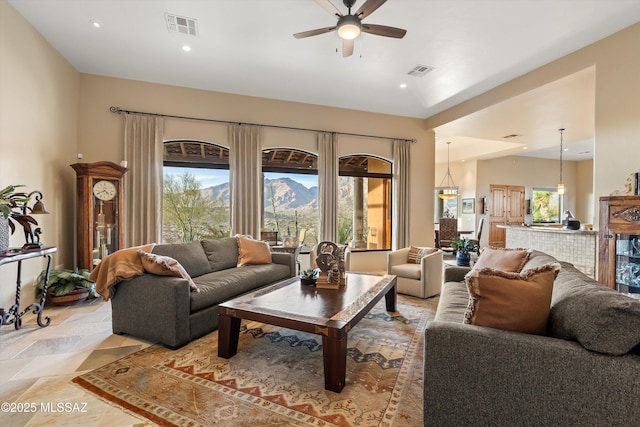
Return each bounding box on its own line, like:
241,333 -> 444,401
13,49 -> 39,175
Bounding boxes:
424,250 -> 640,426
110,237 -> 294,349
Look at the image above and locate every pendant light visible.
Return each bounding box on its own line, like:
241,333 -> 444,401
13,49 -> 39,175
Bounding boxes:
558,128 -> 565,195
438,141 -> 458,200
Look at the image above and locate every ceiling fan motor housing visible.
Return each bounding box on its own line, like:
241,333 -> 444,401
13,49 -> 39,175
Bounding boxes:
343,0 -> 357,9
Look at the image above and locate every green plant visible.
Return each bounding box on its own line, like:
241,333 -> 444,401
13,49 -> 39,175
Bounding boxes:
451,237 -> 477,255
301,268 -> 320,280
36,268 -> 98,298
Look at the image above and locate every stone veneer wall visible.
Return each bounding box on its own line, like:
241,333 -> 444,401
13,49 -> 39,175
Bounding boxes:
504,227 -> 597,278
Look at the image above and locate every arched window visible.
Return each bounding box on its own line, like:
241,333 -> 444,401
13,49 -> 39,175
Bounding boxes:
338,155 -> 392,250
162,140 -> 230,242
261,148 -> 318,247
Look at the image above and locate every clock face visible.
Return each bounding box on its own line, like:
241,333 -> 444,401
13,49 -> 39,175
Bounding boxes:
93,180 -> 117,201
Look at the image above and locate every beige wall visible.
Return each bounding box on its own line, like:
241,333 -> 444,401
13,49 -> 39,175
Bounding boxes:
426,22 -> 640,229
0,1 -> 79,309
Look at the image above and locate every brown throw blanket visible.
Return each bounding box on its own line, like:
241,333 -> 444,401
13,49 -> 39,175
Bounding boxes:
89,243 -> 155,301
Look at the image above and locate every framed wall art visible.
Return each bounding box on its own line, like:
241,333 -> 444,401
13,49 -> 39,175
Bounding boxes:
462,198 -> 475,214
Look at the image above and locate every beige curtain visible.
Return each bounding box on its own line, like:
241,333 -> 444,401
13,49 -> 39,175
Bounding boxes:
318,132 -> 338,242
123,114 -> 164,247
393,139 -> 410,249
229,124 -> 262,238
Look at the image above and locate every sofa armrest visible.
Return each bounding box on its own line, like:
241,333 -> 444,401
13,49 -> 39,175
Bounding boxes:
424,321 -> 640,426
443,265 -> 470,283
111,274 -> 192,348
271,252 -> 295,277
387,248 -> 411,272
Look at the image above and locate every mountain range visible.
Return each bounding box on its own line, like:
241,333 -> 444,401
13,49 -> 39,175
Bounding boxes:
201,177 -> 320,212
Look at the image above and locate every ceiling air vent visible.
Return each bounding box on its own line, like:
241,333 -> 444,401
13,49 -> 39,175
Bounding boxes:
165,13 -> 198,36
407,65 -> 435,77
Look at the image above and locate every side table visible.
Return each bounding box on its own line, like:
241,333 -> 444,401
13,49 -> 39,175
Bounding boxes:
0,246 -> 57,329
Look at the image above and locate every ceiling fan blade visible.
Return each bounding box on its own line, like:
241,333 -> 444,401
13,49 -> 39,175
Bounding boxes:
314,0 -> 342,18
355,0 -> 387,20
342,38 -> 354,57
361,23 -> 406,38
293,26 -> 337,39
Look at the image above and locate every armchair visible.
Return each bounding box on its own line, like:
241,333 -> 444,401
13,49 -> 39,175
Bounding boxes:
387,247 -> 443,298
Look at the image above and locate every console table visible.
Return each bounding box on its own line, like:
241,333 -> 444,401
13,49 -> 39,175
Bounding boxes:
0,246 -> 57,329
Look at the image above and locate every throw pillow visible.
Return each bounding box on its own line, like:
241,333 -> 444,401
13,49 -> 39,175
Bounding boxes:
464,263 -> 560,335
237,235 -> 272,266
407,246 -> 437,264
137,250 -> 199,292
472,246 -> 532,272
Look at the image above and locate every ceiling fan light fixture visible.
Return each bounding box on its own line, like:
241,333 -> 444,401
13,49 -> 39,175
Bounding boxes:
337,15 -> 361,40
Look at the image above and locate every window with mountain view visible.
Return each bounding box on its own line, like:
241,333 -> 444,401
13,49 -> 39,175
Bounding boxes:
162,143 -> 392,250
338,156 -> 392,250
162,141 -> 231,243
262,148 -> 318,247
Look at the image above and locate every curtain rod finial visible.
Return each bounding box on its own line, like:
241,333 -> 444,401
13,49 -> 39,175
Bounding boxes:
109,106 -> 121,113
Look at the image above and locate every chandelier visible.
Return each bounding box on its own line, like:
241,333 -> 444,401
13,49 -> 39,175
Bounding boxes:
438,141 -> 458,200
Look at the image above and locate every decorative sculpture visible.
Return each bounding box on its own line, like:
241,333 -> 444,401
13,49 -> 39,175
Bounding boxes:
315,241 -> 346,288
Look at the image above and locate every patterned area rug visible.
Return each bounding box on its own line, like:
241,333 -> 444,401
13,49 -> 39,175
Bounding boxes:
73,295 -> 437,426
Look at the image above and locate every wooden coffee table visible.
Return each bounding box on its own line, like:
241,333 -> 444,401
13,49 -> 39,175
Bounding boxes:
218,273 -> 397,393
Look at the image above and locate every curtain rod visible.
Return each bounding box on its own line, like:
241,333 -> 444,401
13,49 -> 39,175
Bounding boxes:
109,106 -> 416,143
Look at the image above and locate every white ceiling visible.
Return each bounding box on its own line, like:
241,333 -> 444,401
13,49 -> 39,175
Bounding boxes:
9,0 -> 640,161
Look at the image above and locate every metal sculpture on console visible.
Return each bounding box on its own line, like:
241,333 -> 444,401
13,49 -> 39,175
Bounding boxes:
0,186 -> 50,251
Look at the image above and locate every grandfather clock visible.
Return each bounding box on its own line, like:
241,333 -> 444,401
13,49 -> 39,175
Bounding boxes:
71,161 -> 127,270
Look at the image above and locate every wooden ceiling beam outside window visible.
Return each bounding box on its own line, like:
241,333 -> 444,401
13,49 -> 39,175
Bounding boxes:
164,142 -> 386,176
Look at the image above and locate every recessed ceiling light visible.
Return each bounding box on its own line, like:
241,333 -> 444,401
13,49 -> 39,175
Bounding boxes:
563,148 -> 569,152
90,20 -> 102,29
399,83 -> 407,89
522,146 -> 528,150
182,45 -> 192,52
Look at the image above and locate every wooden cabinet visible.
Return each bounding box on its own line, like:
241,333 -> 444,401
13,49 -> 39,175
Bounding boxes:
598,195 -> 640,292
70,162 -> 127,270
489,185 -> 524,247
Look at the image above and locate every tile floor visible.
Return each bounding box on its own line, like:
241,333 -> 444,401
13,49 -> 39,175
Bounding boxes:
0,298 -> 154,426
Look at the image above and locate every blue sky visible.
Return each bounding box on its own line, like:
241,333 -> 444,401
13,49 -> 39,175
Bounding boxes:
164,167 -> 318,189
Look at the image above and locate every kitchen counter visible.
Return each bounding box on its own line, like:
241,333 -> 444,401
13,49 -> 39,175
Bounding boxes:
498,224 -> 597,278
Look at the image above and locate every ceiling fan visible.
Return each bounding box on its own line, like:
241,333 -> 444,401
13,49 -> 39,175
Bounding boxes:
294,0 -> 407,57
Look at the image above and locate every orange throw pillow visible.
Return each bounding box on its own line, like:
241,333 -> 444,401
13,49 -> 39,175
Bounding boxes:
237,235 -> 272,266
464,263 -> 560,335
472,246 -> 531,272
137,250 -> 199,292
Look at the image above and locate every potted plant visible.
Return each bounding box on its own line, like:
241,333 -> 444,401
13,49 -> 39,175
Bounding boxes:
35,268 -> 98,305
451,237 -> 478,266
300,268 -> 320,285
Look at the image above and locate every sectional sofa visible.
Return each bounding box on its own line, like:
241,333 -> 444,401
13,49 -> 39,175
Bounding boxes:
424,250 -> 640,426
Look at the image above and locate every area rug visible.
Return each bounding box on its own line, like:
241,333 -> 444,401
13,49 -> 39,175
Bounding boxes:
73,295 -> 437,426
